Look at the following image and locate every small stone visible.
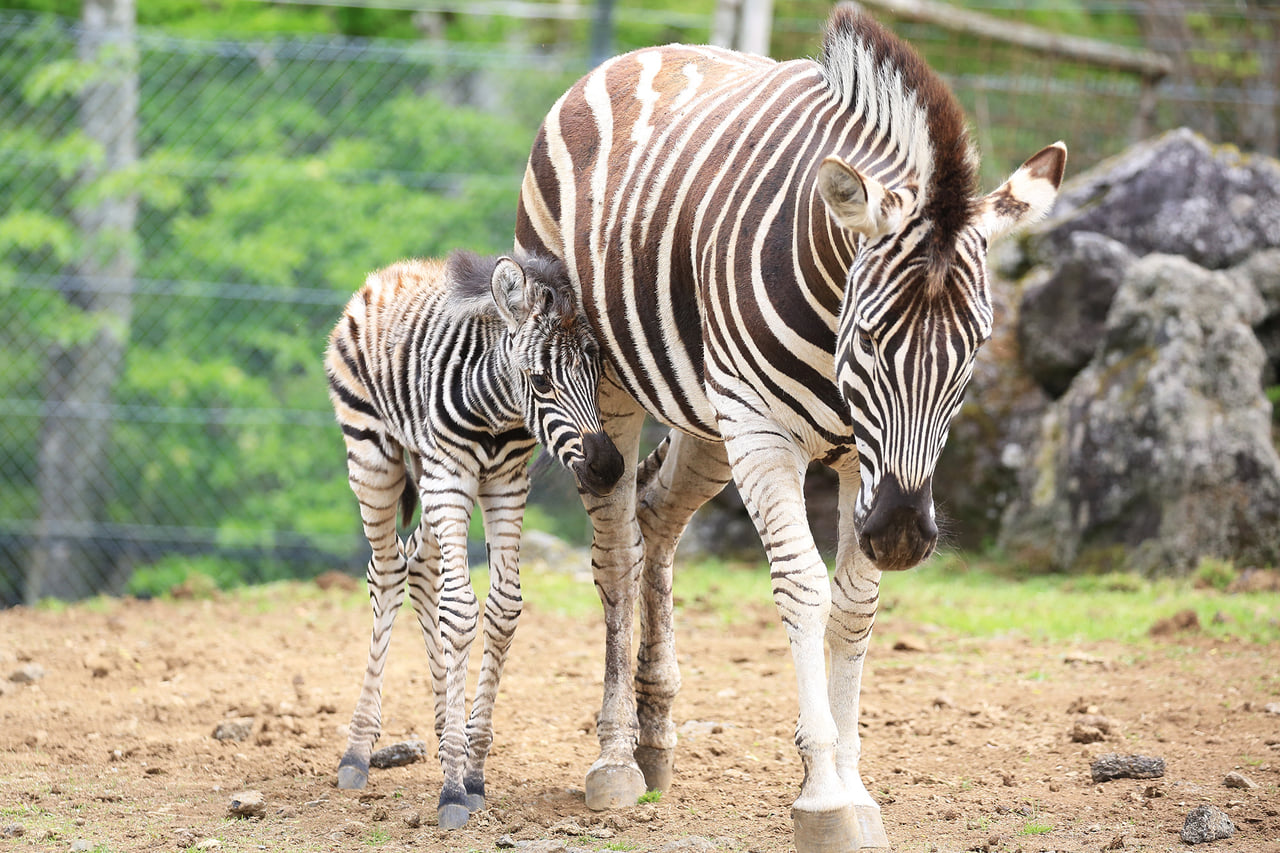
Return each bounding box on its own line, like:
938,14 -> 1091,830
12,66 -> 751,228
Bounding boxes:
1103,834 -> 1127,850
549,818 -> 587,836
1180,805 -> 1235,844
892,635 -> 929,652
82,653 -> 112,678
227,790 -> 266,819
1224,771 -> 1258,789
1090,753 -> 1165,782
9,663 -> 45,684
195,840 -> 221,851
402,810 -> 422,828
1071,721 -> 1106,743
70,841 -> 92,852
213,717 -> 254,742
659,838 -> 719,852
1079,714 -> 1113,733
1262,702 -> 1280,715
495,835 -> 516,849
1149,609 -> 1200,636
369,739 -> 427,769
1,824 -> 23,838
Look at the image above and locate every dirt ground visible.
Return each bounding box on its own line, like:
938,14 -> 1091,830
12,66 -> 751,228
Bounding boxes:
1,568 -> 1278,853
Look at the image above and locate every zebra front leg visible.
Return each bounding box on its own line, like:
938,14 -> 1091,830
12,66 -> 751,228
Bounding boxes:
826,461 -> 889,850
338,447 -> 408,791
583,376 -> 649,810
422,467 -> 481,830
633,431 -> 732,792
460,472 -> 529,812
720,417 -> 861,853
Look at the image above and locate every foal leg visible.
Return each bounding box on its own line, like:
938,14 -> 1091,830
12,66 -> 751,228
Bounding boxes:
461,467 -> 530,812
633,431 -> 731,791
404,517 -> 447,749
338,441 -> 408,791
827,460 -> 888,849
582,372 -> 649,810
420,461 -> 481,830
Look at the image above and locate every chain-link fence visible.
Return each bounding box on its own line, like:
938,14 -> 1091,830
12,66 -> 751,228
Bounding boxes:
2,4 -> 1276,604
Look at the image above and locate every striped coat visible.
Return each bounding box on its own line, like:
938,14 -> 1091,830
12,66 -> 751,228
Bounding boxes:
516,7 -> 1065,851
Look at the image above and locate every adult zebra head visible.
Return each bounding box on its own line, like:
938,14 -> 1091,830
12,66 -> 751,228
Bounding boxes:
815,14 -> 1067,572
489,252 -> 625,497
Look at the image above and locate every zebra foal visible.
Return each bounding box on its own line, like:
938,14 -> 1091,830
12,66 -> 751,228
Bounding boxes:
325,250 -> 623,829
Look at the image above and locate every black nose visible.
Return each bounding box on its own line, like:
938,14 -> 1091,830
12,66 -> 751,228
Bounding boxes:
857,473 -> 937,571
576,430 -> 624,496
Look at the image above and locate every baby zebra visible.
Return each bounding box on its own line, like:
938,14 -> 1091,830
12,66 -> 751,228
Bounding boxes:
325,250 -> 623,829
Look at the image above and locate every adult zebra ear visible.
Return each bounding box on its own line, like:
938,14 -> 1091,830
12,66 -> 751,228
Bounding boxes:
490,256 -> 526,332
816,155 -> 910,238
976,141 -> 1068,241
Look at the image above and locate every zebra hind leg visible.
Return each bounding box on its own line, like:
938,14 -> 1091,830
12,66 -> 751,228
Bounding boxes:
338,445 -> 410,791
633,431 -> 731,792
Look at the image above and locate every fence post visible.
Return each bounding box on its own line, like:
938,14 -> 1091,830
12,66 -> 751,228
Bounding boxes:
29,0 -> 138,603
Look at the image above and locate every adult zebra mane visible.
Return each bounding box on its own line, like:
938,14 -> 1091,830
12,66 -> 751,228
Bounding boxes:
819,4 -> 979,280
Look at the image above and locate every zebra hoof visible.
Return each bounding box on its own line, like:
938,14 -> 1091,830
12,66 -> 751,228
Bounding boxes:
584,763 -> 646,810
336,764 -> 368,790
634,745 -> 674,793
436,803 -> 470,830
853,803 -> 890,849
465,793 -> 485,812
791,805 -> 863,853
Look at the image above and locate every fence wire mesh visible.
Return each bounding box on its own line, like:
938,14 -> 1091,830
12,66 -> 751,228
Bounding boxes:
2,5 -> 1275,604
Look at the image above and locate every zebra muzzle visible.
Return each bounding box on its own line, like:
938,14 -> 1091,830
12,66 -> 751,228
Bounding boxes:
574,430 -> 625,497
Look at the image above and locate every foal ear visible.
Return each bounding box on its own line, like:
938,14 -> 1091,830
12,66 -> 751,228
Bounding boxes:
490,256 -> 526,331
817,155 -> 906,238
976,141 -> 1068,241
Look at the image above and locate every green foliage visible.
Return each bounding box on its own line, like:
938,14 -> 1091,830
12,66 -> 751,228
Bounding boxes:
1193,556 -> 1238,592
637,789 -> 663,804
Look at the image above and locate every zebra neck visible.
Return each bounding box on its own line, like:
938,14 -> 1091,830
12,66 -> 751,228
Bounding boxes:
465,335 -> 525,430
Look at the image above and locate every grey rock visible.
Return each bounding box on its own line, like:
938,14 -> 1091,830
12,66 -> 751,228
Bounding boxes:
212,717 -> 254,742
1180,805 -> 1236,844
515,841 -> 569,852
1001,253 -> 1280,573
1031,128 -> 1280,272
369,739 -> 427,769
228,790 -> 266,819
659,838 -> 720,852
70,841 -> 92,853
1018,232 -> 1136,396
1090,753 -> 1166,783
496,835 -> 516,849
1224,770 -> 1258,789
0,824 -> 23,838
8,663 -> 45,684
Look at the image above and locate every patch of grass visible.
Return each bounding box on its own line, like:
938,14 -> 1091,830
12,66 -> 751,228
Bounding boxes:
602,841 -> 638,851
637,789 -> 663,804
1193,556 -> 1238,591
1020,820 -> 1052,835
364,827 -> 391,845
877,550 -> 1280,645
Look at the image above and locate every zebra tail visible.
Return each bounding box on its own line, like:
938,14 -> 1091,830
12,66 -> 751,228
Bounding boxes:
399,455 -> 421,528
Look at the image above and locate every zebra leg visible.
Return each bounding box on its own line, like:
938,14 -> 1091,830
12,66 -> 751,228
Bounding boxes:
404,517 -> 447,751
827,461 -> 889,850
633,430 -> 731,792
718,411 -> 862,852
421,465 -> 482,831
337,443 -> 408,791
462,470 -> 530,812
583,372 -> 649,810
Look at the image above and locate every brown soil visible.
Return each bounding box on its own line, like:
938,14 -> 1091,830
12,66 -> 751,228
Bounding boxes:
1,571 -> 1278,853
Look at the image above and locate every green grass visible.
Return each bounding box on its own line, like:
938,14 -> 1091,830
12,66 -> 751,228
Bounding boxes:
637,789 -> 663,804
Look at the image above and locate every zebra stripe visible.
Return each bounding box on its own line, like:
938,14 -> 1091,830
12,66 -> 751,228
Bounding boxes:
516,6 -> 1064,850
325,251 -> 622,830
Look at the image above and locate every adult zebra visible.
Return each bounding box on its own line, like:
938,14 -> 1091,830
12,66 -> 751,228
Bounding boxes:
515,6 -> 1065,851
326,251 -> 623,829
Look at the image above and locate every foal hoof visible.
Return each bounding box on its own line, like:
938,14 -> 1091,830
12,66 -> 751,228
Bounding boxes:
465,793 -> 485,812
336,763 -> 368,791
634,745 -> 674,793
791,805 -> 862,853
853,803 -> 889,849
437,803 -> 470,830
584,763 -> 646,810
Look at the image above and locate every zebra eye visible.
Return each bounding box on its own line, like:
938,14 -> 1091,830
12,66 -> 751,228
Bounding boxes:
857,328 -> 875,355
530,373 -> 553,394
